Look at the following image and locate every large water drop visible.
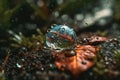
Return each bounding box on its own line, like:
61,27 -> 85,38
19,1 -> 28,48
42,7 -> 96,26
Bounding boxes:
45,25 -> 77,50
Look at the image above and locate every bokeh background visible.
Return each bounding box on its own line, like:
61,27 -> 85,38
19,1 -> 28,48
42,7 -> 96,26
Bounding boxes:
0,0 -> 120,35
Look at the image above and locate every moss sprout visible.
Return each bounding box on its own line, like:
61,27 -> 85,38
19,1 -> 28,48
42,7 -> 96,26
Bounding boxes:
9,28 -> 45,49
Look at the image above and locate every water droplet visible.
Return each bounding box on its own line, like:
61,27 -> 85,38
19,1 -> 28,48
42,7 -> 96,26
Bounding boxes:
16,63 -> 22,68
45,25 -> 77,50
70,50 -> 76,56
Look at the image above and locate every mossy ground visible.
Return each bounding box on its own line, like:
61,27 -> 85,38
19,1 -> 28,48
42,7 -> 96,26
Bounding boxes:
0,0 -> 120,80
1,25 -> 119,80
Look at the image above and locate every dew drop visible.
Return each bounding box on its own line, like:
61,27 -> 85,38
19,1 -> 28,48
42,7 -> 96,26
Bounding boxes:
16,63 -> 22,68
70,50 -> 76,56
45,25 -> 77,50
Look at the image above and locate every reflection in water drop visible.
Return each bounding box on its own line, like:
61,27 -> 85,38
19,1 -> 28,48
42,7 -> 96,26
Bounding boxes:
45,25 -> 77,50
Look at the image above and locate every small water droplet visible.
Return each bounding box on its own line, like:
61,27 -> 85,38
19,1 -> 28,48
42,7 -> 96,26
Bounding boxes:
16,63 -> 22,68
70,50 -> 76,56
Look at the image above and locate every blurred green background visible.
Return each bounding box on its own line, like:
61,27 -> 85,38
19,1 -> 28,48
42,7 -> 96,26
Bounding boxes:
0,0 -> 119,35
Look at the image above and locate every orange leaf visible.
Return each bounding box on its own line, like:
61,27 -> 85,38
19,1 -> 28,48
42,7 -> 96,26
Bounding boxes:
52,44 -> 99,76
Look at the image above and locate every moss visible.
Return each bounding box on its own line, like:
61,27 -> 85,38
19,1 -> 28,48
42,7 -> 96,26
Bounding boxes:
9,28 -> 45,49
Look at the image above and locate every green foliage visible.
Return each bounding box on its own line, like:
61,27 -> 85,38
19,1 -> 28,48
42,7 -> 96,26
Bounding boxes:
9,28 -> 45,49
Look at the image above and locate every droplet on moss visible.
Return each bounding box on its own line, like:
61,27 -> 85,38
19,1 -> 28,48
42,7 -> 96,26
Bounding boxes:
45,25 -> 77,50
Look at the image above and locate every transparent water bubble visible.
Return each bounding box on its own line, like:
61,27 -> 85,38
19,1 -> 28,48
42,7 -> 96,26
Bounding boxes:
45,25 -> 77,50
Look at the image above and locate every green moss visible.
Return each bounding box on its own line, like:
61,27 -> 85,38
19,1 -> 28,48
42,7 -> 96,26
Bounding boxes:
9,28 -> 45,49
